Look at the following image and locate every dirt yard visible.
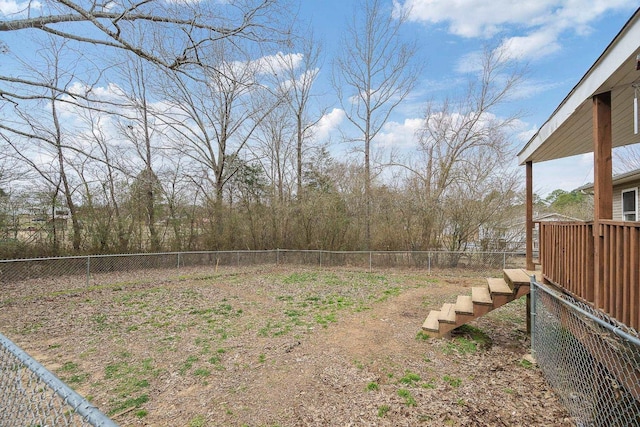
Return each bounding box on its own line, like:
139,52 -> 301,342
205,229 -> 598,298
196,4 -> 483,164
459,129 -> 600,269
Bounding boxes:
0,266 -> 573,426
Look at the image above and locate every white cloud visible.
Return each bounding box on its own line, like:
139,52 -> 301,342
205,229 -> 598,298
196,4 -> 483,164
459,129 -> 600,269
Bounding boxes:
395,0 -> 637,60
375,118 -> 422,148
244,52 -> 304,76
0,0 -> 40,15
311,108 -> 345,142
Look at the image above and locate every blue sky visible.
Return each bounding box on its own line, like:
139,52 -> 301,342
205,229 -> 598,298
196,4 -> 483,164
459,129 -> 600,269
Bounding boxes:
296,0 -> 639,197
0,0 -> 638,198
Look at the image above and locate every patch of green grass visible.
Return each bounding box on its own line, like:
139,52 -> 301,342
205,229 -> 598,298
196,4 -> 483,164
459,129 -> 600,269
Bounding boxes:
399,371 -> 421,386
60,361 -> 79,372
315,313 -> 337,327
443,375 -> 462,388
179,355 -> 199,375
366,382 -> 379,391
519,358 -> 534,369
397,388 -> 417,407
421,380 -> 436,389
504,388 -> 515,394
189,415 -> 206,427
456,398 -> 466,406
108,394 -> 149,416
443,337 -> 477,355
258,320 -> 291,337
258,353 -> 266,363
135,409 -> 148,418
377,286 -> 401,302
443,325 -> 492,355
415,330 -> 430,341
193,368 -> 211,377
91,313 -> 109,331
282,271 -> 318,284
377,405 -> 391,417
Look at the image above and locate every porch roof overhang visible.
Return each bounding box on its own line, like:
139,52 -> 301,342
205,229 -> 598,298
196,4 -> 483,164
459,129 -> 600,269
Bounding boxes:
518,8 -> 640,166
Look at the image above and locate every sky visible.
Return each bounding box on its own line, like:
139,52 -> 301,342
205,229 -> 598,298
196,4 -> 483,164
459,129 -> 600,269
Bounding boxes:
295,0 -> 639,197
0,0 -> 638,198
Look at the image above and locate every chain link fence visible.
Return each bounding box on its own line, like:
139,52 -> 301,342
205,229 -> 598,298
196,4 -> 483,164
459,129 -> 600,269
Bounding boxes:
531,279 -> 640,426
0,332 -> 118,427
0,249 -> 526,285
0,249 -> 524,425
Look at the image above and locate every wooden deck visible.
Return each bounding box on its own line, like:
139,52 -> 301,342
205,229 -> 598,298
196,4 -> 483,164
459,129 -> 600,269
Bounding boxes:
539,221 -> 640,331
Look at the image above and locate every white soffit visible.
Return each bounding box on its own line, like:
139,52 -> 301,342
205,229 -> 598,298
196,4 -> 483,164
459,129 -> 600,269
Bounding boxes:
518,8 -> 640,165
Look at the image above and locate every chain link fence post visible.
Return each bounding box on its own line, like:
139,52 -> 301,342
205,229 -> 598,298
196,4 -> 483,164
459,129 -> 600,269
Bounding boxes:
86,255 -> 90,287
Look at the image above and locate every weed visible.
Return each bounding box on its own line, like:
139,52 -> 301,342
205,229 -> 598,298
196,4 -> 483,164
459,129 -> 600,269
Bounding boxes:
283,271 -> 317,284
443,337 -> 477,355
415,331 -> 430,341
315,313 -> 336,327
421,380 -> 436,389
377,405 -> 391,417
366,382 -> 379,391
443,375 -> 462,388
399,371 -> 421,386
504,388 -> 515,394
397,388 -> 417,407
189,415 -> 206,427
519,358 -> 534,369
60,361 -> 79,372
179,355 -> 199,375
353,359 -> 364,369
91,313 -> 109,331
135,409 -> 148,418
259,353 -> 266,363
193,368 -> 211,377
108,394 -> 149,416
456,398 -> 466,406
454,325 -> 491,348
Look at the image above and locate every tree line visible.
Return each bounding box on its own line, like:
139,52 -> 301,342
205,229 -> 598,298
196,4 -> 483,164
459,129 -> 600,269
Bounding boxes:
0,0 -> 536,258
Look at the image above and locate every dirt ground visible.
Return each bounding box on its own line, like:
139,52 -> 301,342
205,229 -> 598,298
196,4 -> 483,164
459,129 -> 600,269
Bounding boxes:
0,265 -> 573,426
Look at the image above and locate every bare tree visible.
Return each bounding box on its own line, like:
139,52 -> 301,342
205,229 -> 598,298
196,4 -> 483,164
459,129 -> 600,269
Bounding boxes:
332,0 -> 419,249
404,46 -> 524,251
2,38 -> 86,251
158,41 -> 283,246
0,0 -> 292,101
273,34 -> 325,197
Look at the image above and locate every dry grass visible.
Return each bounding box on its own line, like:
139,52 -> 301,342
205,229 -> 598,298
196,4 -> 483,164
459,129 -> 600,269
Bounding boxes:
0,265 -> 571,426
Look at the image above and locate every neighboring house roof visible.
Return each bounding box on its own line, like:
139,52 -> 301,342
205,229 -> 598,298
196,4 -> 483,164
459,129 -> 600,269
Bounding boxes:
575,167 -> 640,193
534,213 -> 583,222
503,212 -> 584,229
518,8 -> 640,165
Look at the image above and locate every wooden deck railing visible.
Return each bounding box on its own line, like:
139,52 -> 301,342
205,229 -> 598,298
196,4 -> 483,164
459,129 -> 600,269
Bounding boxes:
539,220 -> 640,330
597,221 -> 640,330
539,221 -> 594,300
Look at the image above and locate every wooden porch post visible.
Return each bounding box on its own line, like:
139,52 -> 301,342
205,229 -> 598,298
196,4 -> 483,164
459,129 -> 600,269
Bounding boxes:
525,161 -> 533,334
592,91 -> 613,310
526,161 -> 534,271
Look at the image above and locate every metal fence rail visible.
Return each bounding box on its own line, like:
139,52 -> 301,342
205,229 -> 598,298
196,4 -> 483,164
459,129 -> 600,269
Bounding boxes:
0,332 -> 118,427
531,280 -> 640,427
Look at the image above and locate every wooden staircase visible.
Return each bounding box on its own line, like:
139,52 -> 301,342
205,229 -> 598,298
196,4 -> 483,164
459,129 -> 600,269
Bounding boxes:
422,269 -> 535,338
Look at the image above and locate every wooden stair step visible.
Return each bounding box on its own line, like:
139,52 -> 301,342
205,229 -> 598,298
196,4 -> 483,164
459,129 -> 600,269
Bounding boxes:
422,310 -> 440,332
454,295 -> 473,315
504,269 -> 531,288
472,286 -> 492,305
487,277 -> 514,295
438,303 -> 456,324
